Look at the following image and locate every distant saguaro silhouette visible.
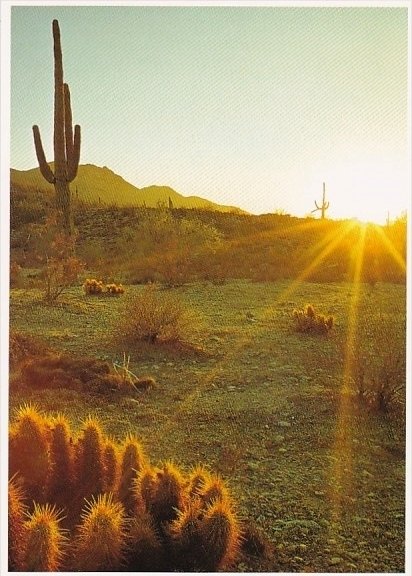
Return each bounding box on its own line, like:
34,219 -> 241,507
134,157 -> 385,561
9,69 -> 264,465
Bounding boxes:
312,182 -> 329,219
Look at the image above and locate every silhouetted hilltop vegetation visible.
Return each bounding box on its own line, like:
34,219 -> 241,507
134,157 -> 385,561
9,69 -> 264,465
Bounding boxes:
11,186 -> 406,287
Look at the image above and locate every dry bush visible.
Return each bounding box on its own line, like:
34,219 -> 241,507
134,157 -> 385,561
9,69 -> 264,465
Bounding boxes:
292,304 -> 334,335
349,313 -> 406,416
119,284 -> 200,344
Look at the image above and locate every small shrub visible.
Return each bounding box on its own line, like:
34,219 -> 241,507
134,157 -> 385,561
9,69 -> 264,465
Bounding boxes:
120,283 -> 199,344
292,304 -> 334,335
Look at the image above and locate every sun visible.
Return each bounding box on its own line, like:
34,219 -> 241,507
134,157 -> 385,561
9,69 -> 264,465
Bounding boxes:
312,156 -> 408,225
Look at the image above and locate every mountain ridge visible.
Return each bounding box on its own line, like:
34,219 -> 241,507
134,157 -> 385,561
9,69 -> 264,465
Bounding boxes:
10,164 -> 245,214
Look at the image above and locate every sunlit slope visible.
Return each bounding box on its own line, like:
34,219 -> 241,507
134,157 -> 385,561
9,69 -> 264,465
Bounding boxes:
10,164 -> 244,213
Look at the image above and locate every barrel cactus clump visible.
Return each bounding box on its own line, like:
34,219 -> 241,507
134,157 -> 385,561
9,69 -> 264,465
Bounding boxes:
292,304 -> 334,335
83,278 -> 104,295
83,279 -> 125,296
106,282 -> 125,295
8,405 -> 244,571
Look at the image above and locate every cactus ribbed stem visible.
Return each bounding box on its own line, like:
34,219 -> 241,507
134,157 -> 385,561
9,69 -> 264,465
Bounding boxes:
32,19 -> 81,234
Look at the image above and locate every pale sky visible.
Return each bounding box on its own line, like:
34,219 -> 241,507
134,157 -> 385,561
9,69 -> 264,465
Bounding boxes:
7,3 -> 410,222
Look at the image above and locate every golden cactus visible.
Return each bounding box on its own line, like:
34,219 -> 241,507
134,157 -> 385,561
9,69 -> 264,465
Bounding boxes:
9,404 -> 51,503
47,413 -> 74,512
71,493 -> 126,571
8,477 -> 27,570
18,503 -> 67,571
117,434 -> 146,514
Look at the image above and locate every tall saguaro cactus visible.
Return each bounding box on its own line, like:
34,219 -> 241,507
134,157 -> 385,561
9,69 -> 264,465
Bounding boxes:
33,19 -> 81,234
312,182 -> 329,219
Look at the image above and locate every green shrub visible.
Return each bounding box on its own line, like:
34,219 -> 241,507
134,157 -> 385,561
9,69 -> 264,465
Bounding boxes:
8,406 -> 243,572
292,304 -> 334,335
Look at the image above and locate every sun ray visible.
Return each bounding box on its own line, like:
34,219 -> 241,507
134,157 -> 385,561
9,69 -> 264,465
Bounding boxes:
372,224 -> 406,273
274,219 -> 358,304
327,224 -> 367,528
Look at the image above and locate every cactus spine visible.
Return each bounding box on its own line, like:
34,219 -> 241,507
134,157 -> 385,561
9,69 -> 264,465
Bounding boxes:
32,19 -> 81,234
312,182 -> 330,219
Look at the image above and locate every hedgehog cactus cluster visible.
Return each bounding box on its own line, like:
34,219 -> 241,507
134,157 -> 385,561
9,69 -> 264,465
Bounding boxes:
8,405 -> 242,571
83,278 -> 125,296
106,282 -> 125,295
32,19 -> 81,235
292,303 -> 334,335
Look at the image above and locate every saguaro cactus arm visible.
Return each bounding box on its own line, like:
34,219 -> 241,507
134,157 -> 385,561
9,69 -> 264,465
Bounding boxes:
64,83 -> 81,181
32,125 -> 55,184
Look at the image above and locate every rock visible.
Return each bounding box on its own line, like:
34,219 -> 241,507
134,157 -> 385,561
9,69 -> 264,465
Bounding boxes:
277,421 -> 291,428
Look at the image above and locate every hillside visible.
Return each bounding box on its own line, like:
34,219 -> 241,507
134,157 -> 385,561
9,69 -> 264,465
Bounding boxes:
10,164 -> 244,213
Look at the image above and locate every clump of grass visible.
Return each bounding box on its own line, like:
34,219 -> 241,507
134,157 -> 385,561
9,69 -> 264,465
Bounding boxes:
292,303 -> 334,335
